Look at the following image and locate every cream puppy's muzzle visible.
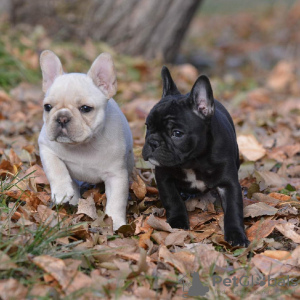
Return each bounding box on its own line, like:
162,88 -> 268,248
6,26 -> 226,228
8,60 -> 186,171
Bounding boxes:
46,107 -> 91,144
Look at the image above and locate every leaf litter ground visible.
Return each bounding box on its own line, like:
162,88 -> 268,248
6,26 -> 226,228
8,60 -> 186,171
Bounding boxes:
0,4 -> 300,300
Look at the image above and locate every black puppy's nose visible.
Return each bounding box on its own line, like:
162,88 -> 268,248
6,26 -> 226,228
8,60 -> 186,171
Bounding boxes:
149,140 -> 160,150
56,116 -> 70,127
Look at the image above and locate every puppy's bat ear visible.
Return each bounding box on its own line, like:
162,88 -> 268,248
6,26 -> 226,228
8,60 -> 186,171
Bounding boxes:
161,66 -> 180,98
40,50 -> 64,93
88,53 -> 117,99
190,75 -> 215,119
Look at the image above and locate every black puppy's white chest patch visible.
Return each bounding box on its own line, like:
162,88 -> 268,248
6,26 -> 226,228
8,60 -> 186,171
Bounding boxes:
183,169 -> 207,192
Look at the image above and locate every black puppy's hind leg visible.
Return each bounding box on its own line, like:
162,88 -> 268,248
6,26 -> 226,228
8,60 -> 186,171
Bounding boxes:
155,167 -> 189,229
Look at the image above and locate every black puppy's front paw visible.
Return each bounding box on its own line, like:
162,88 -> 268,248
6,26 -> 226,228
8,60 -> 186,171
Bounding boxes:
168,215 -> 190,230
225,230 -> 250,247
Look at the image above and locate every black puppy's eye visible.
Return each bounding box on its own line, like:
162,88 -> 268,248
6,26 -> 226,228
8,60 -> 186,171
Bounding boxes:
44,104 -> 52,112
172,130 -> 184,138
79,105 -> 93,113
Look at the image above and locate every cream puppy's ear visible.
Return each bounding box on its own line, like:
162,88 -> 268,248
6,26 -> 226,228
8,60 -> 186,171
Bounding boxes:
40,50 -> 64,93
88,53 -> 117,99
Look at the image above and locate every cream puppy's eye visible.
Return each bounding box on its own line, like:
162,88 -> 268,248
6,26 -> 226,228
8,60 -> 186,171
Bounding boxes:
44,104 -> 52,112
79,105 -> 94,113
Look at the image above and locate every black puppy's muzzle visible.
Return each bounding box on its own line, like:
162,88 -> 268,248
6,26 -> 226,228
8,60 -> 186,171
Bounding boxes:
142,137 -> 161,160
149,139 -> 160,151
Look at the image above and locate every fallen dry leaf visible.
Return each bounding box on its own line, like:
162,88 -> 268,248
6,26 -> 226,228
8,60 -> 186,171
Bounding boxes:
33,255 -> 93,294
254,170 -> 287,189
268,192 -> 291,201
275,222 -> 300,243
0,251 -> 17,270
237,135 -> 266,161
252,254 -> 300,276
189,223 -> 219,242
267,60 -> 296,92
244,202 -> 278,218
77,195 -> 98,220
165,231 -> 189,247
262,250 -> 291,260
147,214 -> 175,232
0,278 -> 28,300
37,205 -> 65,227
252,193 -> 279,206
138,228 -> 153,249
189,211 -> 215,229
159,245 -> 186,274
3,190 -> 47,209
131,175 -> 147,200
24,164 -> 49,185
246,218 -> 280,241
187,244 -> 227,271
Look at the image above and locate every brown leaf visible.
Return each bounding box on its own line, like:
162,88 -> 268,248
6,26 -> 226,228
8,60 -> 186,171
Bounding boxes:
3,190 -> 43,210
246,218 -> 280,241
262,250 -> 291,260
189,211 -> 215,230
187,244 -> 227,271
244,202 -> 278,218
138,228 -> 153,249
151,231 -> 169,245
0,251 -> 17,270
190,223 -> 219,242
165,231 -> 189,247
131,175 -> 147,200
117,251 -> 151,264
275,222 -> 300,243
33,255 -> 92,294
37,205 -> 65,227
276,204 -> 298,216
172,251 -> 198,273
9,148 -> 22,165
237,135 -> 266,161
146,186 -> 159,194
24,165 -> 49,185
134,215 -> 152,234
117,222 -> 136,237
267,60 -> 296,92
28,284 -> 53,298
159,245 -> 186,274
0,278 -> 28,300
252,193 -> 279,206
147,214 -> 175,232
252,254 -> 300,276
254,170 -> 287,189
76,195 -> 98,220
0,159 -> 14,179
268,192 -> 291,201
135,287 -> 157,299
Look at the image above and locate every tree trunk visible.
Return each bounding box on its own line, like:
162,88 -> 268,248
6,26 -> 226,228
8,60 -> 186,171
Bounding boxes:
10,0 -> 203,62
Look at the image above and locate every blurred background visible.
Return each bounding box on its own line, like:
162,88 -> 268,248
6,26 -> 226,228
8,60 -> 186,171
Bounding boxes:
0,0 -> 299,163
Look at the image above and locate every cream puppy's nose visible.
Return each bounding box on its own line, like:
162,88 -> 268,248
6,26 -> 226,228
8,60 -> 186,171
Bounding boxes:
56,115 -> 70,127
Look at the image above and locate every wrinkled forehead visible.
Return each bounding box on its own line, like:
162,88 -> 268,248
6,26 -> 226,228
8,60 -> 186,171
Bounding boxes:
147,96 -> 188,124
46,74 -> 96,98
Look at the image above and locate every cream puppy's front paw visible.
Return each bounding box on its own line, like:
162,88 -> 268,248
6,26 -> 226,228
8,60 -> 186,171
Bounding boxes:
109,214 -> 126,231
51,183 -> 79,205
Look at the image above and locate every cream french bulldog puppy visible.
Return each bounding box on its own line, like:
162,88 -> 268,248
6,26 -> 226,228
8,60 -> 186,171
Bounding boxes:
38,50 -> 134,230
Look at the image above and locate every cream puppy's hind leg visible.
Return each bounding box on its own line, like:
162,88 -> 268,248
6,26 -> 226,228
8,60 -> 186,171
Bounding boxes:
40,145 -> 80,205
105,170 -> 129,230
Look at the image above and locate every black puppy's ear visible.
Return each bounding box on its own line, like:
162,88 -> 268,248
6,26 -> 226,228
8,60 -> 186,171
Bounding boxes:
161,66 -> 180,98
190,75 -> 214,119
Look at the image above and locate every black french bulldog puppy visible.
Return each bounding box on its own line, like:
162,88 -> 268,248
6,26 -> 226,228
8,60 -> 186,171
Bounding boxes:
142,67 -> 249,247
